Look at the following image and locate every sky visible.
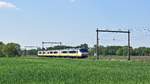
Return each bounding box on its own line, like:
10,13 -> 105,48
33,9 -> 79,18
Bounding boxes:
0,0 -> 150,48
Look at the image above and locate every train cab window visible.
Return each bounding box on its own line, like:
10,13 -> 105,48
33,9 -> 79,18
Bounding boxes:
80,49 -> 88,52
62,51 -> 67,53
69,51 -> 77,53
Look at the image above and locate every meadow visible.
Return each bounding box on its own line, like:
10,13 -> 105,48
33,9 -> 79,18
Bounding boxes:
0,57 -> 150,84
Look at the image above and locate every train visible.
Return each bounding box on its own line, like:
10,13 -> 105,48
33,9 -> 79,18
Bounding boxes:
37,49 -> 88,58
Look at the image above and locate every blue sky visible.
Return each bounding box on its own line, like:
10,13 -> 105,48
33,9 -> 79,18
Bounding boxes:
0,0 -> 150,48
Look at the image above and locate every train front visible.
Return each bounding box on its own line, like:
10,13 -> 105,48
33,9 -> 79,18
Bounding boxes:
79,49 -> 88,58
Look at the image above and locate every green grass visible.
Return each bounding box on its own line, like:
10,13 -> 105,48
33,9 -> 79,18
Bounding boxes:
0,57 -> 150,84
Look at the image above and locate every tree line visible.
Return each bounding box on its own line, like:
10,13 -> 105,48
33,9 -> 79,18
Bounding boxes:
46,43 -> 88,50
89,45 -> 150,56
1,41 -> 150,57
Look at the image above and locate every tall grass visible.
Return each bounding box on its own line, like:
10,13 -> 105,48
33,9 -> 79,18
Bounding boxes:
0,57 -> 150,84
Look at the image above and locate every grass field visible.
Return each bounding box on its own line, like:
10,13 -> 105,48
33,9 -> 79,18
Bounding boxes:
0,57 -> 150,84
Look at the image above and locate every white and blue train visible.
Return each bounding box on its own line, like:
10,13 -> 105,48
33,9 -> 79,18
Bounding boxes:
38,49 -> 88,58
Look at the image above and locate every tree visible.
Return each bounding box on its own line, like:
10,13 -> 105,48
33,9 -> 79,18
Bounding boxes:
47,43 -> 89,50
0,42 -> 5,57
79,43 -> 89,50
3,43 -> 21,57
116,48 -> 123,56
134,47 -> 145,56
116,47 -> 128,56
24,49 -> 38,56
105,46 -> 122,56
47,45 -> 73,50
143,48 -> 150,56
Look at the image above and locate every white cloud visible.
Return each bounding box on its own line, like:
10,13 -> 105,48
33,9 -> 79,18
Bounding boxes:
0,1 -> 16,9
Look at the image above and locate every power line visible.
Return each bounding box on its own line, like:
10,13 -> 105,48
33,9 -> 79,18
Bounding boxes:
42,41 -> 62,50
96,29 -> 131,61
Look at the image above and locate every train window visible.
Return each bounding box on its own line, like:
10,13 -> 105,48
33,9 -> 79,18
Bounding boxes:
43,52 -> 46,54
62,51 -> 67,53
69,51 -> 77,53
50,52 -> 53,54
54,51 -> 58,54
39,52 -> 42,54
47,52 -> 50,54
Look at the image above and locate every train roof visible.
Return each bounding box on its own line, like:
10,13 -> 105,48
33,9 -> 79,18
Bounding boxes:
38,48 -> 81,51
